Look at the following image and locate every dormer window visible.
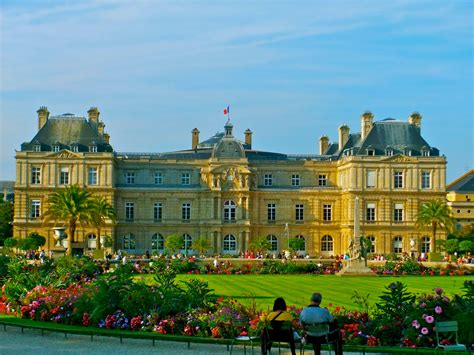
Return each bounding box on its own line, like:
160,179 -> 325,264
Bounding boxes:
421,147 -> 430,157
89,145 -> 98,153
33,144 -> 41,152
385,148 -> 394,156
71,144 -> 79,153
367,149 -> 375,156
53,145 -> 60,152
406,150 -> 412,156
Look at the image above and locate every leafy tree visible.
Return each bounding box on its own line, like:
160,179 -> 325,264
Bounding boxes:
249,236 -> 271,254
0,201 -> 13,246
89,196 -> 116,250
445,238 -> 459,255
44,185 -> 93,256
459,240 -> 474,254
27,232 -> 46,249
288,237 -> 305,254
192,236 -> 211,256
415,200 -> 453,246
165,234 -> 183,254
4,237 -> 17,248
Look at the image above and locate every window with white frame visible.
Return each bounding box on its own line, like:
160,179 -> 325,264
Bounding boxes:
421,236 -> 431,253
393,236 -> 403,253
181,172 -> 191,185
87,234 -> 97,249
367,235 -> 376,253
421,149 -> 430,157
123,233 -> 136,250
59,167 -> 69,185
394,203 -> 404,222
323,204 -> 332,221
182,233 -> 192,251
223,234 -> 237,251
267,235 -> 278,251
267,203 -> 276,222
393,171 -> 403,189
366,170 -> 376,188
126,172 -> 135,184
125,202 -> 135,221
318,174 -> 327,186
154,172 -> 163,185
30,200 -> 41,218
366,203 -> 376,222
89,145 -> 97,153
71,145 -> 79,153
385,149 -> 394,156
151,233 -> 164,251
264,174 -> 273,186
321,235 -> 333,252
33,144 -> 41,152
182,203 -> 191,221
88,167 -> 98,185
291,174 -> 300,186
295,204 -> 304,221
31,167 -> 41,184
153,203 -> 162,221
223,200 -> 236,222
421,171 -> 431,189
53,145 -> 60,152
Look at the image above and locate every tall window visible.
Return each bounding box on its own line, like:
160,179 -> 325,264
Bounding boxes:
31,167 -> 41,184
393,236 -> 403,253
153,203 -> 162,221
151,233 -> 164,251
366,170 -> 375,188
421,236 -> 431,253
181,172 -> 191,185
323,204 -> 332,221
321,235 -> 333,252
182,203 -> 191,221
223,234 -> 237,251
88,167 -> 98,185
367,235 -> 375,253
267,203 -> 276,222
318,174 -> 327,186
87,234 -> 97,249
30,200 -> 41,218
366,203 -> 376,222
394,203 -> 404,222
393,171 -> 403,189
295,204 -> 304,221
264,174 -> 273,186
154,172 -> 163,185
59,167 -> 69,185
126,172 -> 135,184
223,200 -> 236,222
71,145 -> 79,153
125,202 -> 135,221
53,145 -> 60,152
421,171 -> 431,189
89,145 -> 97,153
182,233 -> 192,251
123,233 -> 136,250
291,174 -> 300,186
267,235 -> 278,251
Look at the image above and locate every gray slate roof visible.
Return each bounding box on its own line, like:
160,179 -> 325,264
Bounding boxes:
447,170 -> 474,192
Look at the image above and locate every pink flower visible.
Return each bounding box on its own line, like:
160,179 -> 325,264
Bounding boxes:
425,315 -> 434,324
435,306 -> 442,314
412,320 -> 420,329
434,287 -> 443,295
419,303 -> 427,309
421,327 -> 429,335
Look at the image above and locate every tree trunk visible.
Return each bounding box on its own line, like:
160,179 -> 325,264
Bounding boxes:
432,221 -> 437,252
67,220 -> 76,256
96,226 -> 101,250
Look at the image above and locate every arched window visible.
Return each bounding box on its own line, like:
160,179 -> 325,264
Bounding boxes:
151,233 -> 164,251
393,236 -> 403,253
267,235 -> 278,251
123,233 -> 136,250
182,233 -> 192,251
321,235 -> 333,252
421,236 -> 431,253
87,233 -> 97,249
223,200 -> 236,222
293,235 -> 306,251
223,234 -> 237,251
367,235 -> 375,253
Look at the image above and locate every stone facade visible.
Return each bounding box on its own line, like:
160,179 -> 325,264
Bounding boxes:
447,170 -> 474,231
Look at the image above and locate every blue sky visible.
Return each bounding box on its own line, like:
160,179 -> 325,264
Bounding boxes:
0,0 -> 472,182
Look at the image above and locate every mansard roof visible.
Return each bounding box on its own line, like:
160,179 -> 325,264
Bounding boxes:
447,170 -> 474,192
21,114 -> 113,152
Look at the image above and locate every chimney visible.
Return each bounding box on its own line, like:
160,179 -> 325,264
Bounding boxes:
319,135 -> 329,155
103,133 -> 110,144
244,129 -> 252,148
408,112 -> 422,132
87,107 -> 100,124
338,125 -> 350,151
361,111 -> 374,140
98,122 -> 105,136
192,128 -> 200,150
37,106 -> 50,130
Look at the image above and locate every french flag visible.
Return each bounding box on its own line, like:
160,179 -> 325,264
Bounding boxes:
223,106 -> 230,115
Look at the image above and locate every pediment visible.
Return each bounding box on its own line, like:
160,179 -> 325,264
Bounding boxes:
382,154 -> 417,163
46,149 -> 82,159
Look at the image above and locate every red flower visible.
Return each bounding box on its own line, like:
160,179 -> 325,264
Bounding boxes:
211,326 -> 221,338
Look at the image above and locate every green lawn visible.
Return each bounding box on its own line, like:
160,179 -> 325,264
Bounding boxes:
139,274 -> 472,311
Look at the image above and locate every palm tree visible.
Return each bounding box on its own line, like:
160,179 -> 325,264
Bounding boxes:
416,200 -> 453,248
90,196 -> 116,250
44,185 -> 93,256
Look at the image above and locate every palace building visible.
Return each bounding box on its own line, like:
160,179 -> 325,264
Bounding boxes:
13,107 -> 447,257
447,170 -> 474,231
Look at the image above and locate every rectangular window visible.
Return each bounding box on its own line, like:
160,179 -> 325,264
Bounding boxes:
366,203 -> 376,222
181,172 -> 191,185
291,174 -> 300,186
59,167 -> 69,185
71,146 -> 78,153
366,170 -> 375,188
323,204 -> 332,221
33,145 -> 41,152
318,174 -> 327,186
394,203 -> 404,222
267,204 -> 276,222
154,172 -> 163,185
89,146 -> 97,153
295,204 -> 304,221
88,167 -> 98,185
394,171 -> 403,189
126,172 -> 135,184
153,203 -> 162,221
421,171 -> 431,189
182,203 -> 191,221
31,167 -> 41,184
125,202 -> 135,221
30,200 -> 41,218
53,145 -> 60,152
264,174 -> 273,186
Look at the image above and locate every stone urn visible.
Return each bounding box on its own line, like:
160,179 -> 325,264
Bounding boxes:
52,227 -> 67,247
